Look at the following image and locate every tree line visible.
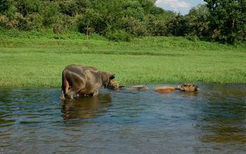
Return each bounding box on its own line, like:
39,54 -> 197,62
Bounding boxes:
0,0 -> 245,44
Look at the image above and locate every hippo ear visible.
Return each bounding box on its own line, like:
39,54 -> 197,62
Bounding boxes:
110,74 -> 115,80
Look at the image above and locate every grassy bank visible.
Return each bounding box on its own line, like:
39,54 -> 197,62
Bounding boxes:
0,30 -> 245,87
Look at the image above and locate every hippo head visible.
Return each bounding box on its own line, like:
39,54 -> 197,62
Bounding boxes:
100,72 -> 115,88
107,80 -> 125,90
177,83 -> 198,92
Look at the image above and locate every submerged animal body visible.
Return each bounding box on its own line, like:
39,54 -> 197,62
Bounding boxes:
155,83 -> 198,94
128,85 -> 149,91
108,81 -> 198,93
177,83 -> 199,92
97,78 -> 198,95
60,64 -> 115,99
154,87 -> 177,93
107,81 -> 148,91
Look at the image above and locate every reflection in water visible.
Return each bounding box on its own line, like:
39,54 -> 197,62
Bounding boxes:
61,94 -> 112,120
0,84 -> 245,153
197,84 -> 246,144
159,90 -> 199,97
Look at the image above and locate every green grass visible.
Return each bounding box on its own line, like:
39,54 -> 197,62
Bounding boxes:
0,30 -> 245,88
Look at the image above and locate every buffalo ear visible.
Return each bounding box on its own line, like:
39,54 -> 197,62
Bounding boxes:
110,74 -> 115,80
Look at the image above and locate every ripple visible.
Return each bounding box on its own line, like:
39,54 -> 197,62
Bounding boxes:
0,84 -> 245,153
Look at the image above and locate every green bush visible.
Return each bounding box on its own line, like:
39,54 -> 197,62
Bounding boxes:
0,0 -> 244,44
121,16 -> 147,36
41,2 -> 59,27
185,35 -> 199,42
106,30 -> 132,42
17,13 -> 43,30
147,15 -> 167,36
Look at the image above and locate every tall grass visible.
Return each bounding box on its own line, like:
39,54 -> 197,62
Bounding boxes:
0,30 -> 245,87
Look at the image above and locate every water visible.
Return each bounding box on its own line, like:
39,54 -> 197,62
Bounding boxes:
0,84 -> 245,154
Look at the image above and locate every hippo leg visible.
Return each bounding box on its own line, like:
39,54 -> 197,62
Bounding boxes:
65,89 -> 74,99
60,91 -> 65,100
92,90 -> 99,96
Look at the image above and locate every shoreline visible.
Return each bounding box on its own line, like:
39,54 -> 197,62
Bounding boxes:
1,82 -> 246,89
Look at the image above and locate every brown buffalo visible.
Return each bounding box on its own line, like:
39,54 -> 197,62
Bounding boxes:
60,64 -> 115,99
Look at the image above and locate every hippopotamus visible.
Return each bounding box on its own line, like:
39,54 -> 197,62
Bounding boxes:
108,81 -> 198,93
60,64 -> 115,99
154,83 -> 199,93
177,83 -> 199,92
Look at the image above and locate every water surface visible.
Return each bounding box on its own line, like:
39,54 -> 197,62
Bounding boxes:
0,84 -> 245,153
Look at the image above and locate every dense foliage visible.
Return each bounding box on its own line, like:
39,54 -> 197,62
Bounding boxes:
204,0 -> 246,44
0,0 -> 245,44
0,0 -> 173,40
